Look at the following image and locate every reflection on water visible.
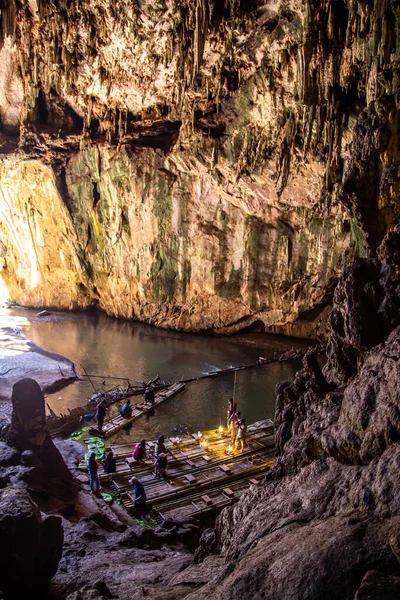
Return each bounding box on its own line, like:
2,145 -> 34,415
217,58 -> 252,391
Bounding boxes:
10,308 -> 304,443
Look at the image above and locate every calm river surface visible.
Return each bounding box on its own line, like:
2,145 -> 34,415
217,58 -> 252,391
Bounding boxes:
11,308 -> 304,443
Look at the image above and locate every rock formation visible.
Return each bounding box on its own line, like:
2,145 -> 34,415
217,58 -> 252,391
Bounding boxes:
0,380 -> 71,599
2,378 -> 74,503
0,0 -> 398,336
179,227 -> 400,599
0,487 -> 63,600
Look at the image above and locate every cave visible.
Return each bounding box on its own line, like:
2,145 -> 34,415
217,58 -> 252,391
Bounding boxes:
0,0 -> 399,599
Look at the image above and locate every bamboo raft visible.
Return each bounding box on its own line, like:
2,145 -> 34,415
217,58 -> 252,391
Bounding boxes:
81,420 -> 275,522
45,377 -> 166,437
46,345 -> 320,438
89,382 -> 186,439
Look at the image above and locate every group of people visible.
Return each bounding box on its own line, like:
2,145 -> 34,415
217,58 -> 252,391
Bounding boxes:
88,433 -> 173,509
88,450 -> 117,494
88,394 -> 249,508
125,434 -> 172,511
227,398 -> 247,451
94,384 -> 156,433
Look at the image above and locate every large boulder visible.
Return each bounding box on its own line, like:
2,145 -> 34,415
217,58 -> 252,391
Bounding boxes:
354,570 -> 400,600
0,487 -> 63,599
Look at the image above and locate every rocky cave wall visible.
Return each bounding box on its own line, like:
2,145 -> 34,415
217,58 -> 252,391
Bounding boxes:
0,0 -> 398,335
178,230 -> 400,600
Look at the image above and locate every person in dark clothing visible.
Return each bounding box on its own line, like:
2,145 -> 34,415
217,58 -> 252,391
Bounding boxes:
129,476 -> 147,509
144,386 -> 155,405
96,399 -> 107,433
227,398 -> 236,428
121,399 -> 132,418
154,453 -> 168,478
102,451 -> 116,474
88,452 -> 100,493
154,435 -> 173,458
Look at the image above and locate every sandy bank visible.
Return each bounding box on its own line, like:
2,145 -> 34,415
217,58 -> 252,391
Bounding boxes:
0,311 -> 77,422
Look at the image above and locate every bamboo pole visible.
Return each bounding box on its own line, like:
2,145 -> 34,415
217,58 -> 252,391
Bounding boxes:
81,364 -> 97,393
81,373 -> 144,384
233,370 -> 237,406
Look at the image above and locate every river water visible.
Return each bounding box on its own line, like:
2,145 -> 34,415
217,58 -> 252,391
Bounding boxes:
11,308 -> 305,443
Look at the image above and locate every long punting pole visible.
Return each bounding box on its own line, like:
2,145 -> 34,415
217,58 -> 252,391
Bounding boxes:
233,370 -> 237,405
81,364 -> 97,393
81,373 -> 144,384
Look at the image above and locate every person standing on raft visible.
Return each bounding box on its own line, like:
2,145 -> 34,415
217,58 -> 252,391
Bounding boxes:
229,410 -> 241,444
96,399 -> 107,433
144,386 -> 155,405
227,398 -> 236,429
235,418 -> 248,452
88,452 -> 100,494
154,452 -> 168,478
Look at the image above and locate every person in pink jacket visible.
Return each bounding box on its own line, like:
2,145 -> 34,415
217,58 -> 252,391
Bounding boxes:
132,439 -> 146,462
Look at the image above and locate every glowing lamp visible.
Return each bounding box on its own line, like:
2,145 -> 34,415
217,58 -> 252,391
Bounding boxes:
219,425 -> 223,433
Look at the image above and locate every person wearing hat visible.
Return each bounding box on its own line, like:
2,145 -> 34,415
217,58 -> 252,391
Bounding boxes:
129,476 -> 147,509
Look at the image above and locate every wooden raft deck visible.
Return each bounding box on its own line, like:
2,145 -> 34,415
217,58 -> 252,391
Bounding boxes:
105,419 -> 275,522
89,382 -> 185,439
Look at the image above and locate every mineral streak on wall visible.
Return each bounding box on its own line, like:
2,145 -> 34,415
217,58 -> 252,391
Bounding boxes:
0,0 -> 398,336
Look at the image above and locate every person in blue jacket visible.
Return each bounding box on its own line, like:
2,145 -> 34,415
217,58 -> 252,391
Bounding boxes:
129,476 -> 147,510
121,399 -> 132,418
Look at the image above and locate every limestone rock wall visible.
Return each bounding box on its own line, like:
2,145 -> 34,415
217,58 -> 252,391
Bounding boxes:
0,0 -> 398,334
181,220 -> 400,600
